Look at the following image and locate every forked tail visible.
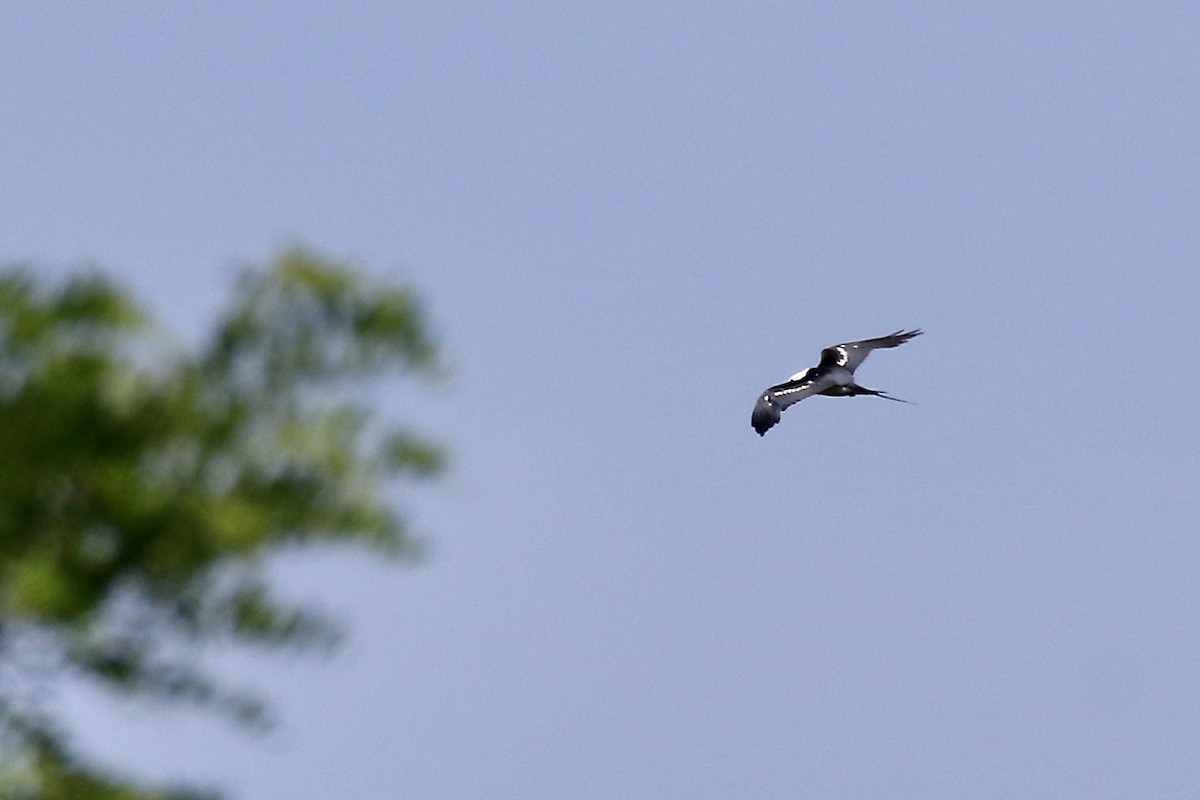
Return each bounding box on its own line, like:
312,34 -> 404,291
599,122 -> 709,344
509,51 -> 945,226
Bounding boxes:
849,384 -> 913,404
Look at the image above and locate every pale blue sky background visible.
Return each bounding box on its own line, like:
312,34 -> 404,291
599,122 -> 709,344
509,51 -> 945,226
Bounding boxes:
3,3 -> 1200,798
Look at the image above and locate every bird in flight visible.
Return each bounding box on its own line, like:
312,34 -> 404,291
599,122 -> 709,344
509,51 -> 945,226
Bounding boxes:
751,329 -> 923,436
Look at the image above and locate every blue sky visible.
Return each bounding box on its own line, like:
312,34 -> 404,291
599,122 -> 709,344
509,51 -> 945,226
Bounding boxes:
4,3 -> 1200,798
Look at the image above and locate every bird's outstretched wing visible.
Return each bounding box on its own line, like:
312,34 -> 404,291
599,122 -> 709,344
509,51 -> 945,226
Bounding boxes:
818,329 -> 922,374
751,369 -> 836,435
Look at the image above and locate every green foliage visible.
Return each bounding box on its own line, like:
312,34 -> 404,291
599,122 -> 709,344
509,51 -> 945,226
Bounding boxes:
0,249 -> 443,798
0,733 -> 217,800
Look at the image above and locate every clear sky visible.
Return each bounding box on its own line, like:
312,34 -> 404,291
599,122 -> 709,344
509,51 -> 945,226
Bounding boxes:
4,3 -> 1200,798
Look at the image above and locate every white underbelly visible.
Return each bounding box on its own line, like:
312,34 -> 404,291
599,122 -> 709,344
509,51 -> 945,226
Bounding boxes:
825,366 -> 854,386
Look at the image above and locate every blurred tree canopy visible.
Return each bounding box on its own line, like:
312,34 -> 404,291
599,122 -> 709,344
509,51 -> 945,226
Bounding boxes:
0,250 -> 444,799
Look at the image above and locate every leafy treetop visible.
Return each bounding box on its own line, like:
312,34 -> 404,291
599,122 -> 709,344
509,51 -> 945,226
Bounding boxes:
0,249 -> 443,799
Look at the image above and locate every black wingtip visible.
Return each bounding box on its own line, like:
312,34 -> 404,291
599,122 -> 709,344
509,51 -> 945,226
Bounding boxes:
751,405 -> 778,436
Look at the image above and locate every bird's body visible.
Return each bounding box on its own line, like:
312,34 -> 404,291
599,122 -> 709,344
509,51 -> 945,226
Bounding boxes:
751,329 -> 922,436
